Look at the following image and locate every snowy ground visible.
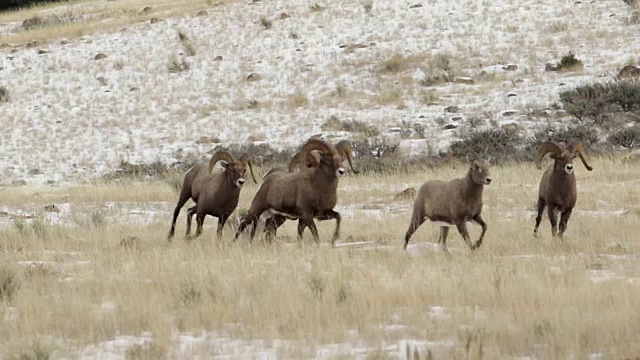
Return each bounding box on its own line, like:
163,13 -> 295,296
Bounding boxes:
0,0 -> 638,185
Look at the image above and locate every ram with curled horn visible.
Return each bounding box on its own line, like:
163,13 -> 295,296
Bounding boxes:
533,141 -> 593,238
235,138 -> 346,245
167,148 -> 257,241
288,139 -> 359,174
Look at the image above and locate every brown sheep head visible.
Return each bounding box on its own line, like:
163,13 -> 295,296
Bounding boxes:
469,159 -> 492,185
299,139 -> 345,178
209,150 -> 257,188
536,142 -> 593,175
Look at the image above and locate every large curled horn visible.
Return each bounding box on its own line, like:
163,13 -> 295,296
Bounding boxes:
208,150 -> 235,173
300,138 -> 335,157
535,142 -> 563,170
288,151 -> 304,172
238,154 -> 258,183
567,142 -> 593,171
334,140 -> 359,174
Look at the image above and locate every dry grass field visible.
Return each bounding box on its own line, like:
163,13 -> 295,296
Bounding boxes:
1,157 -> 640,358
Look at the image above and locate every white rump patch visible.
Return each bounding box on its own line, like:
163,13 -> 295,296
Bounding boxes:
431,221 -> 452,227
264,209 -> 299,220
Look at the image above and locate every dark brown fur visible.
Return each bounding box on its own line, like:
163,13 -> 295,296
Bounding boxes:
404,160 -> 491,252
533,142 -> 593,238
168,151 -> 256,241
234,139 -> 345,245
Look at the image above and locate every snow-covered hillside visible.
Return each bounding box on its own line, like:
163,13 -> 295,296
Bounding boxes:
0,0 -> 638,184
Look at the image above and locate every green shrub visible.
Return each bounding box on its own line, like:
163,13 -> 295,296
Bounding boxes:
609,81 -> 640,112
448,128 -> 526,161
608,126 -> 640,149
528,125 -> 601,152
559,81 -> 640,123
557,52 -> 584,72
559,83 -> 614,123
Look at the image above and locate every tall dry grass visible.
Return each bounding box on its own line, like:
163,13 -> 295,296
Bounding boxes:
1,157 -> 640,358
0,0 -> 241,45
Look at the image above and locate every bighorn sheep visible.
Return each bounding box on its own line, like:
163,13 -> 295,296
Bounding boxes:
404,159 -> 492,252
257,140 -> 358,242
533,142 -> 593,238
168,150 -> 256,241
234,139 -> 345,244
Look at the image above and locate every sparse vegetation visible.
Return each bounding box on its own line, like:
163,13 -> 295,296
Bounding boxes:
177,29 -> 196,56
310,3 -> 325,12
0,266 -> 20,302
321,115 -> 380,136
167,55 -> 191,73
449,128 -> 525,161
288,92 -> 309,108
608,126 -> 640,149
528,125 -> 601,151
380,54 -> 405,74
7,339 -> 56,360
363,1 -> 373,14
125,342 -> 168,360
557,52 -> 584,72
259,16 -> 272,30
0,86 -> 9,103
418,53 -> 455,87
331,83 -> 347,98
559,81 -> 640,124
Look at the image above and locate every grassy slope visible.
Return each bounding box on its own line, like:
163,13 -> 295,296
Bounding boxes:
1,158 -> 639,358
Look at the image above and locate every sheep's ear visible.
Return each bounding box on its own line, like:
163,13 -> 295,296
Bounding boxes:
219,160 -> 229,169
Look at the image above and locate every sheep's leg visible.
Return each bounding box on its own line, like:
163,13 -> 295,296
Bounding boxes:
296,221 -> 306,240
304,210 -> 341,245
185,206 -> 197,240
471,214 -> 487,249
194,210 -> 206,238
455,220 -> 473,249
439,226 -> 450,253
404,210 -> 426,249
547,206 -> 559,237
265,216 -> 286,243
558,208 -> 573,238
325,210 -> 341,246
234,210 -> 263,242
301,217 -> 320,244
216,215 -> 227,239
534,198 -> 546,237
168,192 -> 190,241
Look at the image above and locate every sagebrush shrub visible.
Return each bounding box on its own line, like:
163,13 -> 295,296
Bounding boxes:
557,52 -> 584,72
608,126 -> 640,149
0,86 -> 9,103
448,128 -> 525,161
559,81 -> 640,123
528,125 -> 600,151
